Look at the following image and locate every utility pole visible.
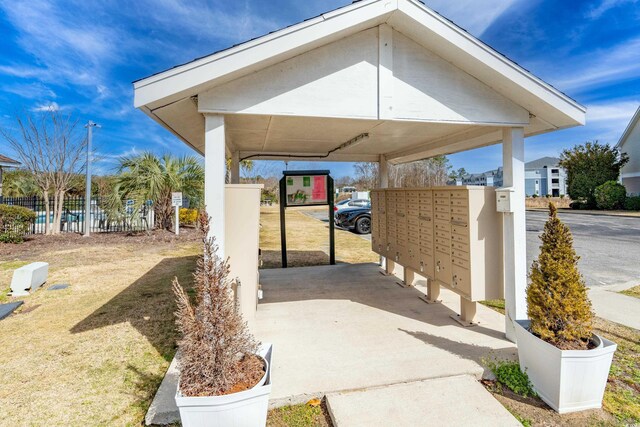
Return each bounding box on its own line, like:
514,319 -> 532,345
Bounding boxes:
84,121 -> 100,237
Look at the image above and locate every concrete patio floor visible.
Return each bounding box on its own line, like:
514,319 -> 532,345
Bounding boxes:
255,262 -> 517,406
146,262 -> 519,425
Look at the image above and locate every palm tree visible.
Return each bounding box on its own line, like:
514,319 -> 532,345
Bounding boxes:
117,152 -> 204,230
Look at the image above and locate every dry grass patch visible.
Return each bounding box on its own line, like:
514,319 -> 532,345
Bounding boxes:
259,207 -> 377,268
620,285 -> 640,299
0,233 -> 200,426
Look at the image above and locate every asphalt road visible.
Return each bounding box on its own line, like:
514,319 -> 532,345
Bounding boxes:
302,209 -> 640,287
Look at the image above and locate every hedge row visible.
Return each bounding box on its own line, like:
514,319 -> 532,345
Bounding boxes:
0,205 -> 36,243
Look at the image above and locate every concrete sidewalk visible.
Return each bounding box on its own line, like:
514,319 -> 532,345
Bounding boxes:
589,282 -> 640,330
255,263 -> 516,406
327,375 -> 520,427
146,263 -> 517,425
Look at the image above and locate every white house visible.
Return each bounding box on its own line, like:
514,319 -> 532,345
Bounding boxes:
133,0 -> 585,341
617,106 -> 640,195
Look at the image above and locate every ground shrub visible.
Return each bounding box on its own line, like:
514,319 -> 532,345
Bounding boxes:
528,203 -> 594,349
179,208 -> 198,226
0,205 -> 36,243
486,359 -> 536,398
594,181 -> 626,210
625,196 -> 640,211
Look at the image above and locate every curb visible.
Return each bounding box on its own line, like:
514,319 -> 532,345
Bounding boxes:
526,208 -> 640,219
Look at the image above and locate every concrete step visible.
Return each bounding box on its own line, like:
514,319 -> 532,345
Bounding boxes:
326,375 -> 520,427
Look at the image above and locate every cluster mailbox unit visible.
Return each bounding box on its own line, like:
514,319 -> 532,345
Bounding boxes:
371,186 -> 503,325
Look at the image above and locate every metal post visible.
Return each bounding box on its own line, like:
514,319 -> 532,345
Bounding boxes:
328,175 -> 335,265
279,176 -> 287,268
175,205 -> 179,236
84,121 -> 99,237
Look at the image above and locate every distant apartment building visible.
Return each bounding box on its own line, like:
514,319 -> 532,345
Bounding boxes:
524,157 -> 567,197
450,156 -> 567,197
616,106 -> 640,195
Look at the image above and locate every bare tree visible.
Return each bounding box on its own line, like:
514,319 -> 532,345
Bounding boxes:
353,162 -> 379,190
389,156 -> 451,188
354,156 -> 450,189
1,110 -> 87,234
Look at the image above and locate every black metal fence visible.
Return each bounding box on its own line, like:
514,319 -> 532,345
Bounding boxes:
0,196 -> 154,234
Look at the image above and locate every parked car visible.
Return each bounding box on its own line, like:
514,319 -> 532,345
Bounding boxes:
334,206 -> 371,234
334,199 -> 370,213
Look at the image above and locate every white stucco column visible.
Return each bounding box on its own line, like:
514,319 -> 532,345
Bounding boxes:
230,151 -> 240,184
205,114 -> 227,256
502,127 -> 527,342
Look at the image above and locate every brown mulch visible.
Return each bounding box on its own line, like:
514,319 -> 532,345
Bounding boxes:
223,354 -> 267,395
483,380 -> 616,426
0,227 -> 201,259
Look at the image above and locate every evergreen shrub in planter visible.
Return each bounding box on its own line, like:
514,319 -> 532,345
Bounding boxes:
515,203 -> 616,413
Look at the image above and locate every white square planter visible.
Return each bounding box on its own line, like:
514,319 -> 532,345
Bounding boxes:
176,343 -> 273,427
514,320 -> 616,414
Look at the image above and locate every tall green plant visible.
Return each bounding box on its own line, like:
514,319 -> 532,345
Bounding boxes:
528,203 -> 594,349
559,141 -> 628,207
117,152 -> 204,230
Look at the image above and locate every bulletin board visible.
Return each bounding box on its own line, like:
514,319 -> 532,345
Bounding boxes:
279,170 -> 335,267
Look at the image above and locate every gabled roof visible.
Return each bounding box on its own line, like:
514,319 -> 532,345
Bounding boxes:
0,154 -> 20,168
525,157 -> 560,169
133,0 -> 586,158
616,105 -> 640,149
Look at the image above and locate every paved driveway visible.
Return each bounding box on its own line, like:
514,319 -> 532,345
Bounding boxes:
303,209 -> 640,287
527,211 -> 640,287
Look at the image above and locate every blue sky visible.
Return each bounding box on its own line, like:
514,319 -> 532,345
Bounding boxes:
0,0 -> 639,178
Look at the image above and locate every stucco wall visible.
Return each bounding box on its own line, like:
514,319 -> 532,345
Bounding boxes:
620,121 -> 640,175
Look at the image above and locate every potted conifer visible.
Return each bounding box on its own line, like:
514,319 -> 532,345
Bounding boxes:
514,203 -> 616,414
172,214 -> 273,427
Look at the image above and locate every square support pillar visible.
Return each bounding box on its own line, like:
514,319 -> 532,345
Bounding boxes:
502,127 -> 527,342
230,151 -> 240,184
205,114 -> 227,257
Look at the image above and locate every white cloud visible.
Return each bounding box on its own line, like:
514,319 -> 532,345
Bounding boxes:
424,0 -> 521,35
586,0 -> 638,19
587,101 -> 640,123
2,82 -> 56,99
552,37 -> 640,92
32,101 -> 60,112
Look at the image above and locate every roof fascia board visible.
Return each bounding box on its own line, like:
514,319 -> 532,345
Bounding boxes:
616,106 -> 640,148
396,0 -> 585,125
134,0 -> 396,108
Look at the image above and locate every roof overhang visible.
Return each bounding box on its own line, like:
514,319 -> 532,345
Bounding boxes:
616,106 -> 640,149
134,0 -> 586,162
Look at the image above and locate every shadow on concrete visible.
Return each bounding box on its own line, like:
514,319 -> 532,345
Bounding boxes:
259,262 -> 509,333
70,255 -> 197,360
399,328 -> 517,369
260,249 -> 342,269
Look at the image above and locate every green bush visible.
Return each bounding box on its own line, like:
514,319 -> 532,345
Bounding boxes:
486,359 -> 536,397
0,205 -> 36,243
594,181 -> 626,210
625,196 -> 640,211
